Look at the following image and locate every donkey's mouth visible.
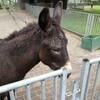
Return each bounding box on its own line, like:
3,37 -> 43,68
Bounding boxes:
50,61 -> 72,78
63,61 -> 72,78
51,61 -> 72,73
50,62 -> 60,70
64,61 -> 72,74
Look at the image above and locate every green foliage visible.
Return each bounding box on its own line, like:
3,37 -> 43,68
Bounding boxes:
84,5 -> 100,14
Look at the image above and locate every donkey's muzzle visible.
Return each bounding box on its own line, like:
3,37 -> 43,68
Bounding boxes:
64,61 -> 72,78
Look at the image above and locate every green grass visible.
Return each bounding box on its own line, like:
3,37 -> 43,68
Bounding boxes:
82,5 -> 100,14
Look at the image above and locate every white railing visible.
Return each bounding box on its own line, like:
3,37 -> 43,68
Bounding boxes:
0,67 -> 68,100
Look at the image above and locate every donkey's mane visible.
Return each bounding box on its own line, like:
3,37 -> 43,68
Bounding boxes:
4,22 -> 39,41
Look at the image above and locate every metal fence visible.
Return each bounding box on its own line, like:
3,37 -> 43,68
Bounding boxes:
85,14 -> 100,36
61,10 -> 88,36
25,4 -> 100,37
79,58 -> 100,100
0,58 -> 100,100
0,68 -> 68,100
65,58 -> 100,100
61,10 -> 100,37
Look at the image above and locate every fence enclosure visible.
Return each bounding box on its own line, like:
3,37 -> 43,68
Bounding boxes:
0,68 -> 68,100
0,58 -> 100,100
25,4 -> 100,37
61,10 -> 100,37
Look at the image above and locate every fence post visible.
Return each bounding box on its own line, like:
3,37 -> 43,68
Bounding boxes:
85,14 -> 91,36
91,62 -> 100,100
70,80 -> 78,100
9,90 -> 15,100
60,67 -> 67,100
97,90 -> 100,100
84,14 -> 94,36
79,59 -> 90,100
26,84 -> 31,100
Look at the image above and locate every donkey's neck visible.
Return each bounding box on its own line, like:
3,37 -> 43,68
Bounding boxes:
5,25 -> 43,77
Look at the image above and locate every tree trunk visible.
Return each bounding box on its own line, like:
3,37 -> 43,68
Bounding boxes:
63,0 -> 68,9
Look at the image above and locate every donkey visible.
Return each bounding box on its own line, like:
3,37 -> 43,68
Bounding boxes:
0,1 -> 72,100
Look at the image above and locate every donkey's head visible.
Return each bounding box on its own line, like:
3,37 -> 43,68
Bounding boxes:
39,1 -> 72,74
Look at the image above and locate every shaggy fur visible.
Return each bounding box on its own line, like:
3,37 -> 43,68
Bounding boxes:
0,1 -> 70,100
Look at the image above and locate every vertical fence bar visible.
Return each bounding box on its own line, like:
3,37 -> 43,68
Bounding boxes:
70,80 -> 77,100
9,90 -> 15,100
98,16 -> 100,35
89,14 -> 94,35
84,14 -> 91,36
79,59 -> 90,100
91,62 -> 100,100
84,64 -> 92,100
84,14 -> 94,37
97,90 -> 100,100
60,68 -> 67,100
54,76 -> 58,100
26,84 -> 31,100
41,80 -> 45,100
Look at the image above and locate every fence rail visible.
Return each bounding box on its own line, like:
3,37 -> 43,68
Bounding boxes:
0,67 -> 68,100
0,58 -> 100,100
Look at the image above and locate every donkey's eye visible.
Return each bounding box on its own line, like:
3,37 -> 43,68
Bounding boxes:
51,49 -> 60,55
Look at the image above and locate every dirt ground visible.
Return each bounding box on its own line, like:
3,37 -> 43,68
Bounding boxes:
0,9 -> 100,100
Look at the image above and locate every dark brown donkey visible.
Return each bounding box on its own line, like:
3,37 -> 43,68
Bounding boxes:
0,1 -> 72,100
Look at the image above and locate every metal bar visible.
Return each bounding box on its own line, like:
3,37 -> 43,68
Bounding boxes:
97,90 -> 100,100
26,84 -> 31,100
89,14 -> 94,35
0,68 -> 63,93
84,64 -> 92,100
70,80 -> 77,100
41,80 -> 45,100
54,76 -> 58,100
89,58 -> 100,64
60,68 -> 67,100
84,13 -> 90,36
9,90 -> 15,100
79,59 -> 90,100
91,62 -> 100,100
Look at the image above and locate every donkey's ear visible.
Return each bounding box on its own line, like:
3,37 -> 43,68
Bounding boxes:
53,1 -> 63,24
38,8 -> 52,32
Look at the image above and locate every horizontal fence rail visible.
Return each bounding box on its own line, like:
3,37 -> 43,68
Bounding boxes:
0,67 -> 68,100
